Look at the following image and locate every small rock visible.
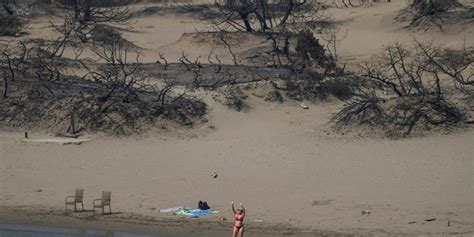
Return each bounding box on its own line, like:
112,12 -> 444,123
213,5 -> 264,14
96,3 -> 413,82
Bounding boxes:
408,221 -> 417,224
425,218 -> 436,222
300,102 -> 309,109
220,217 -> 227,221
255,219 -> 263,222
34,189 -> 42,192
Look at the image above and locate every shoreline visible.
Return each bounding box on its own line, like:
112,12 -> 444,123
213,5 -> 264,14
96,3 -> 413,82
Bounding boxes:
0,205 -> 346,237
1,205 -> 473,237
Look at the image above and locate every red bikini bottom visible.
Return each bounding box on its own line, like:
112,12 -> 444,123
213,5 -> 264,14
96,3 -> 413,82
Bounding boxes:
234,225 -> 244,230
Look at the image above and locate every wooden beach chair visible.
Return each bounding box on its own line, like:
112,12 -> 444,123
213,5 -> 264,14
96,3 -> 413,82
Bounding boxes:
65,188 -> 84,212
93,191 -> 112,215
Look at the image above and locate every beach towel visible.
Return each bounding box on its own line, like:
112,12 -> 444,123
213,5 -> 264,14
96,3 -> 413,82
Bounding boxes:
174,209 -> 218,217
159,206 -> 184,213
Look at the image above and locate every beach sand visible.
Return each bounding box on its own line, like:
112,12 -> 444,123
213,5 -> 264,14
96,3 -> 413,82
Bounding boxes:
1,1 -> 474,236
1,98 -> 473,235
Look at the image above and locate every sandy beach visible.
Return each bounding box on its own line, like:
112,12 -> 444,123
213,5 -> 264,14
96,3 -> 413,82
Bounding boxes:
1,98 -> 473,235
1,0 -> 473,236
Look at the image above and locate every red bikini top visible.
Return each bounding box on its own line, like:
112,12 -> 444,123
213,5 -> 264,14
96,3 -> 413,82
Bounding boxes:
235,214 -> 244,221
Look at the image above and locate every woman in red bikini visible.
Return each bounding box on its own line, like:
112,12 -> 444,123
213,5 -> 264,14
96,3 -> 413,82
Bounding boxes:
231,201 -> 245,237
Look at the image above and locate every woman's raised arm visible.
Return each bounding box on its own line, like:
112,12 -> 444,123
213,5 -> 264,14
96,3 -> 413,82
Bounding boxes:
231,201 -> 236,214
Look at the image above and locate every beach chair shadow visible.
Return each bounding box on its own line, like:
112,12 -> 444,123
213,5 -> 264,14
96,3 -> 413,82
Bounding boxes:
93,191 -> 112,215
65,188 -> 84,212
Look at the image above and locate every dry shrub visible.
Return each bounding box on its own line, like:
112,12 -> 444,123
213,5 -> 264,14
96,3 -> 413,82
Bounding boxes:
0,76 -> 207,134
333,94 -> 465,137
397,0 -> 472,30
223,86 -> 249,112
0,14 -> 24,36
410,0 -> 462,15
279,28 -> 352,101
295,29 -> 327,66
332,41 -> 471,137
249,81 -> 284,102
0,37 -> 207,135
285,73 -> 356,101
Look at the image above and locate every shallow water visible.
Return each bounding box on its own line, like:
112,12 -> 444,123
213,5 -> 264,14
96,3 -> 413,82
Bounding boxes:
0,224 -> 167,237
0,223 -> 286,237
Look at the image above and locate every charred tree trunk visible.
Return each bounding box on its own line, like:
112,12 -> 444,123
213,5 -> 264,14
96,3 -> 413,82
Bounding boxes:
72,0 -> 80,19
239,12 -> 253,32
2,70 -> 8,98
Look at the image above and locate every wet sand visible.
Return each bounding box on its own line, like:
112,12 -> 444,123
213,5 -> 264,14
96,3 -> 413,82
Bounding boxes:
0,207 -> 349,237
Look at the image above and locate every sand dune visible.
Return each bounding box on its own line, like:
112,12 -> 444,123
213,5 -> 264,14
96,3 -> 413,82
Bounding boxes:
1,1 -> 473,236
